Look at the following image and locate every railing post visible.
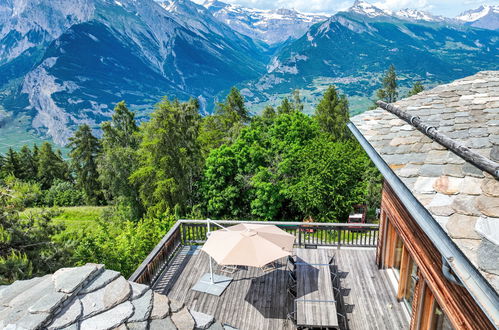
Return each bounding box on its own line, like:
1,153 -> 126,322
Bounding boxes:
298,226 -> 302,248
337,227 -> 341,250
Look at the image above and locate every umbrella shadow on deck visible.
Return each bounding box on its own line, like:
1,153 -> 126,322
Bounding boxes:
294,256 -> 319,299
243,269 -> 291,320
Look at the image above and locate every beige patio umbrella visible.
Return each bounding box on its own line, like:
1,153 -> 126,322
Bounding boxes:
201,223 -> 295,270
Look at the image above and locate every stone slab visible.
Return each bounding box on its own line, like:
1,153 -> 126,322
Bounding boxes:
48,298 -> 82,329
190,310 -> 214,329
150,292 -> 170,319
149,317 -> 177,330
79,276 -> 131,319
80,270 -> 120,294
191,274 -> 232,296
171,307 -> 195,330
54,265 -> 99,294
80,301 -> 133,330
129,289 -> 153,322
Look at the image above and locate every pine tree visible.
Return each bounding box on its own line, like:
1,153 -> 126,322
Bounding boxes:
37,142 -> 69,189
373,65 -> 398,107
292,89 -> 304,112
408,81 -> 424,97
99,101 -> 142,218
277,97 -> 293,115
217,87 -> 250,123
315,85 -> 350,140
2,148 -> 20,177
262,105 -> 276,120
18,145 -> 37,181
131,98 -> 202,216
68,125 -> 101,205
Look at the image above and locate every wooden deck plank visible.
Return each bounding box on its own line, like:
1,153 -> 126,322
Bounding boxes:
153,247 -> 409,330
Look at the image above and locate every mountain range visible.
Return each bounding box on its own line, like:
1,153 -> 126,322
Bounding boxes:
0,0 -> 498,147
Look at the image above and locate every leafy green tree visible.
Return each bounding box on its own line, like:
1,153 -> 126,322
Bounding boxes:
18,145 -> 38,181
68,125 -> 101,205
37,142 -> 69,189
286,138 -> 372,222
44,180 -> 84,207
218,87 -> 250,123
131,98 -> 202,217
408,81 -> 424,97
315,85 -> 350,140
98,101 -> 142,218
67,204 -> 174,277
0,185 -> 69,284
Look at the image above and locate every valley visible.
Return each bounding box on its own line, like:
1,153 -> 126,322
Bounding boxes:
0,0 -> 498,149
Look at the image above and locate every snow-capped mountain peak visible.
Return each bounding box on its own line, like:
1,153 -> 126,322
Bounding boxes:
395,8 -> 445,22
203,0 -> 328,45
456,4 -> 498,22
349,0 -> 391,17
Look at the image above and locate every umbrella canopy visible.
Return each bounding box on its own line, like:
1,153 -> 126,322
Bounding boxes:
201,223 -> 295,268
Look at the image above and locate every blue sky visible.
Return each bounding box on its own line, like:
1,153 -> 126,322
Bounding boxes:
197,0 -> 499,17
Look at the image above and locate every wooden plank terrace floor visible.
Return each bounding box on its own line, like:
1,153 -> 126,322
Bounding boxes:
153,246 -> 409,330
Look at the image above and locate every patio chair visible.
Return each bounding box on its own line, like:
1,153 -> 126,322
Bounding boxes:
220,265 -> 238,274
337,312 -> 348,330
287,271 -> 297,289
260,261 -> 276,273
287,286 -> 297,299
286,311 -> 300,328
328,254 -> 336,266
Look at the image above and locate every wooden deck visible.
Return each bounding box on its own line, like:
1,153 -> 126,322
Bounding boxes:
153,246 -> 409,330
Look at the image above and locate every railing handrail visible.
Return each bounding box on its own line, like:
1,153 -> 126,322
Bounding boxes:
129,219 -> 379,283
178,219 -> 379,228
128,221 -> 182,282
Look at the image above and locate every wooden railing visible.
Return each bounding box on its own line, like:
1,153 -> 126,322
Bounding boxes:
129,219 -> 379,285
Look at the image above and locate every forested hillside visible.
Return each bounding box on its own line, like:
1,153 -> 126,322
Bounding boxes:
0,82 -> 386,283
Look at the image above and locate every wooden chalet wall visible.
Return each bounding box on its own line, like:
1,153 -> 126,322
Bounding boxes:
379,181 -> 494,330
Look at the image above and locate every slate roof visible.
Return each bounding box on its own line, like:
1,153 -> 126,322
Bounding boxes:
0,264 -> 226,330
350,70 -> 499,292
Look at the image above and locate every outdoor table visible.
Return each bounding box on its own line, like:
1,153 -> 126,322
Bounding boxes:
295,248 -> 339,329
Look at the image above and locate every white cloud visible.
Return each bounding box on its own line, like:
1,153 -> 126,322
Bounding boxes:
195,0 -> 499,16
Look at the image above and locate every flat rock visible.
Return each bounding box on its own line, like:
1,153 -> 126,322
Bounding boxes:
0,277 -> 46,306
171,307 -> 195,330
79,301 -> 133,330
79,276 -> 131,319
169,300 -> 184,314
29,291 -> 67,314
475,196 -> 499,217
48,298 -> 82,330
208,322 -> 224,330
128,289 -> 153,322
461,176 -> 482,195
481,179 -> 499,197
190,310 -> 214,329
149,317 -> 177,330
477,239 -> 499,275
126,321 -> 149,330
13,310 -> 51,330
54,265 -> 99,294
446,214 -> 480,240
8,275 -> 53,308
150,293 -> 170,319
433,176 -> 462,195
414,177 -> 436,194
451,195 -> 480,216
80,270 -> 120,294
427,194 -> 454,216
130,282 -> 149,300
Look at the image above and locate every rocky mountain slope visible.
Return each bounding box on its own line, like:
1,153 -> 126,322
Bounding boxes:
0,0 -> 266,144
241,1 -> 499,113
456,4 -> 499,30
203,0 -> 328,45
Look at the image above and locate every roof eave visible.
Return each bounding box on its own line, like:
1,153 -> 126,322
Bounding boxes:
348,121 -> 499,327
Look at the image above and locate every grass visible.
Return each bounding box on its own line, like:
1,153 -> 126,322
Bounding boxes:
21,206 -> 108,233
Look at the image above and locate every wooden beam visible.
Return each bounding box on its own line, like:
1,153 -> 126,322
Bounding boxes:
381,182 -> 494,330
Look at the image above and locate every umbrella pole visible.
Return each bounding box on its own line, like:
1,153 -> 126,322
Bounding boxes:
209,256 -> 214,284
207,219 -> 214,284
